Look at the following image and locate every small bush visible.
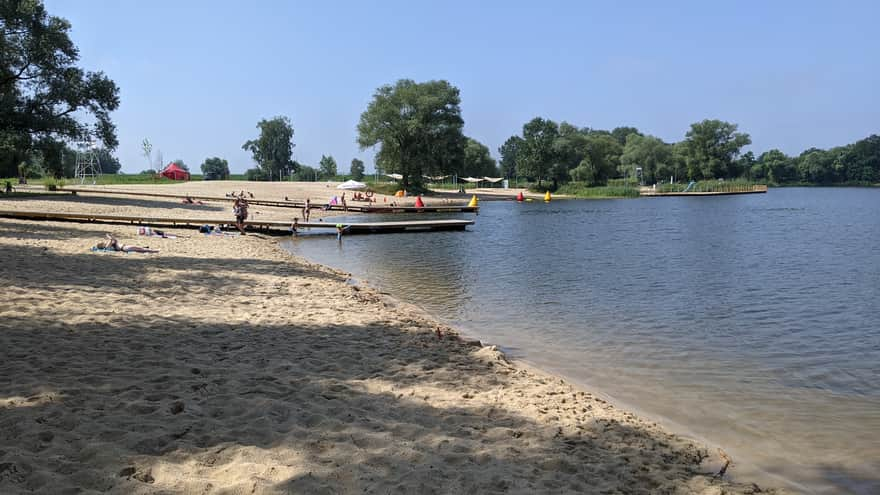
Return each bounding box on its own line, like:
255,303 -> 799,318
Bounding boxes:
245,168 -> 268,181
43,178 -> 66,190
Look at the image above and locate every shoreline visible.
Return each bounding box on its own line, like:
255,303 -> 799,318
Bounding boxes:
0,188 -> 787,493
284,241 -> 805,494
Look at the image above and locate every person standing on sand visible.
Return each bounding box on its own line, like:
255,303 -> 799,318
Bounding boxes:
233,197 -> 249,235
304,198 -> 311,222
341,192 -> 348,212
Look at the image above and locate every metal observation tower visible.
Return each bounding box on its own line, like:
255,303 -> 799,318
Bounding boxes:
74,140 -> 101,184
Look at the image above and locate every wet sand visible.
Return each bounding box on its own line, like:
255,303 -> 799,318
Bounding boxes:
0,186 -> 785,494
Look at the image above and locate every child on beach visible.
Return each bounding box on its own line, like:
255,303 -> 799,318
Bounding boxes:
233,197 -> 249,235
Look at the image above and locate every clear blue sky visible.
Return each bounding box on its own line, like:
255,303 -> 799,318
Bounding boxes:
46,0 -> 880,174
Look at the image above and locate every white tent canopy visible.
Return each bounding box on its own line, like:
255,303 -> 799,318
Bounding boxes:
460,177 -> 483,183
482,177 -> 504,183
337,180 -> 367,190
385,173 -> 403,180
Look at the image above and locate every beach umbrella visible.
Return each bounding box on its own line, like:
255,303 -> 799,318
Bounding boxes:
337,180 -> 367,190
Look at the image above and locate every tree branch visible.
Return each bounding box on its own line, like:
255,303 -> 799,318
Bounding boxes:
0,61 -> 33,87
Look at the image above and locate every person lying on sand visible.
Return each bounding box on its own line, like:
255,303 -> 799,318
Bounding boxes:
96,234 -> 159,253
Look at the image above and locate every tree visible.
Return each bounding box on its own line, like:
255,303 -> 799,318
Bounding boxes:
349,158 -> 365,181
611,126 -> 642,146
682,119 -> 751,179
462,138 -> 497,177
571,133 -> 622,186
796,148 -> 833,184
1,0 -> 120,178
759,149 -> 796,184
498,135 -> 523,179
319,155 -> 337,178
242,116 -> 296,181
620,134 -> 672,185
844,135 -> 880,183
171,159 -> 188,171
96,149 -> 121,174
517,117 -> 559,185
553,122 -> 589,171
201,157 -> 230,180
357,79 -> 465,189
245,167 -> 267,181
291,163 -> 317,181
735,151 -> 756,180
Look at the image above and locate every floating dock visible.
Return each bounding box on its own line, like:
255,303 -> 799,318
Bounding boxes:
63,188 -> 478,213
0,210 -> 474,235
640,185 -> 768,197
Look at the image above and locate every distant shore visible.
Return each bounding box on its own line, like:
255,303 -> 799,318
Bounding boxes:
0,183 -> 786,493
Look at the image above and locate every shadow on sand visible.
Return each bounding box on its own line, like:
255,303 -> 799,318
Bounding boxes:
0,222 -> 787,494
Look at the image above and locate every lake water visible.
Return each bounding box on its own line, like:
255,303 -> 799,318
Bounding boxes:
283,188 -> 880,494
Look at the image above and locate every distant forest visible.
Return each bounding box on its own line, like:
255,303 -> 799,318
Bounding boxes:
498,118 -> 880,188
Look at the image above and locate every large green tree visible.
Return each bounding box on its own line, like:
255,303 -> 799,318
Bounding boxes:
796,148 -> 834,184
201,157 -> 230,180
620,134 -> 672,185
569,133 -> 622,186
1,0 -> 119,177
242,116 -> 296,181
611,126 -> 642,146
96,149 -> 121,174
319,154 -> 337,178
547,122 -> 589,185
845,135 -> 880,183
498,135 -> 523,179
462,137 -> 497,177
759,149 -> 796,184
517,117 -> 559,185
682,119 -> 751,179
349,158 -> 365,181
357,79 -> 465,189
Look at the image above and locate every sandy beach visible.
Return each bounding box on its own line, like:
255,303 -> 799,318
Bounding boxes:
0,185 -> 784,494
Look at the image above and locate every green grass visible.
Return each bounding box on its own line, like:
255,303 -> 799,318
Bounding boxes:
3,174 -> 206,186
555,182 -> 641,198
91,174 -> 205,185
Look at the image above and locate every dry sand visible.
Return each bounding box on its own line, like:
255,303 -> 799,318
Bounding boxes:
0,187 -> 785,494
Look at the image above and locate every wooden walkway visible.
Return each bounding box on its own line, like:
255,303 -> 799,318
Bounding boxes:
640,185 -> 768,197
64,188 -> 479,213
0,210 -> 474,235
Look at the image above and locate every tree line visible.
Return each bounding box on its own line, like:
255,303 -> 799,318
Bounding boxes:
354,80 -> 879,190
3,2 -> 877,186
499,118 -> 879,188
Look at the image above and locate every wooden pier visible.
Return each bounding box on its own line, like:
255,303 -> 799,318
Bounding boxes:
64,188 -> 478,213
0,210 -> 474,235
640,185 -> 768,197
